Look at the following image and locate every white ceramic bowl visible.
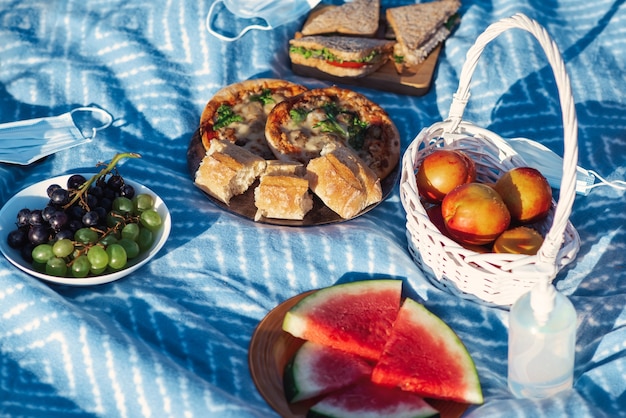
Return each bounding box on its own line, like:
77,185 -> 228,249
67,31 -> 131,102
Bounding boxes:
0,174 -> 171,285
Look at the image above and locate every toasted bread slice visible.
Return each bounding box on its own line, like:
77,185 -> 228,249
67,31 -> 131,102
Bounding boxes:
387,0 -> 460,72
301,0 -> 380,37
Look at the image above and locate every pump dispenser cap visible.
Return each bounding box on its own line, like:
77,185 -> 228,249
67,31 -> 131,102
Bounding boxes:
530,280 -> 556,325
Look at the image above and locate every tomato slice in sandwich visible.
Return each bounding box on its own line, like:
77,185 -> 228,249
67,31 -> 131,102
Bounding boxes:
326,60 -> 367,69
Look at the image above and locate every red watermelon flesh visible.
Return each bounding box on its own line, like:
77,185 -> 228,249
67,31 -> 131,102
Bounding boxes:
282,280 -> 402,361
308,380 -> 439,418
283,341 -> 373,403
371,298 -> 484,405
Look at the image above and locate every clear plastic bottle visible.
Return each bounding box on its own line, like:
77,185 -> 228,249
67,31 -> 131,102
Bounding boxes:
508,282 -> 576,398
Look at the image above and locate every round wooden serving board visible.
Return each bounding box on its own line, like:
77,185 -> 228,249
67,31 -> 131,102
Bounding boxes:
187,129 -> 399,227
248,291 -> 470,418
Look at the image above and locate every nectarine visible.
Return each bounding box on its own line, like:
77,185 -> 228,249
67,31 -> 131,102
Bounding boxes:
416,150 -> 476,203
442,183 -> 511,246
494,167 -> 552,224
426,204 -> 491,253
493,226 -> 544,255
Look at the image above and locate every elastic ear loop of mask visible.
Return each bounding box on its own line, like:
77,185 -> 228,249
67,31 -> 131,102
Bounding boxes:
505,136 -> 625,196
205,0 -> 271,42
585,170 -> 626,193
69,107 -> 114,141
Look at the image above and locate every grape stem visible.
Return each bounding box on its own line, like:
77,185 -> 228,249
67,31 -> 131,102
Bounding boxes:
63,152 -> 141,210
66,212 -> 139,265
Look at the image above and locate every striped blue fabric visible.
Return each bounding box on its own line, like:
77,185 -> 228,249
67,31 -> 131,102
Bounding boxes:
0,0 -> 625,417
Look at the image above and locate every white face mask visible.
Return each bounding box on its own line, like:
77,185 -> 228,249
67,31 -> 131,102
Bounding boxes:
206,0 -> 321,42
506,137 -> 626,196
0,107 -> 113,165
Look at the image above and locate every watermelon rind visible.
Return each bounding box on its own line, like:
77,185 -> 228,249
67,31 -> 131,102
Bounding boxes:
371,298 -> 483,404
283,341 -> 372,403
282,279 -> 403,361
307,380 -> 439,418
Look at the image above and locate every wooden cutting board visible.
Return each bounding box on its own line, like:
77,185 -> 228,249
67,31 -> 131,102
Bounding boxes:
289,4 -> 443,96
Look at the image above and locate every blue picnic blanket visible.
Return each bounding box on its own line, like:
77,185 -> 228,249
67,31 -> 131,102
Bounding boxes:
0,0 -> 625,417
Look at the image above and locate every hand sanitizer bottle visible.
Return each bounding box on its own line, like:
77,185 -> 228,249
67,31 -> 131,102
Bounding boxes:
508,281 -> 576,398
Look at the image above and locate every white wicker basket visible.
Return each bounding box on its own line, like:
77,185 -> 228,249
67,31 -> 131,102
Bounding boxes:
400,14 -> 581,306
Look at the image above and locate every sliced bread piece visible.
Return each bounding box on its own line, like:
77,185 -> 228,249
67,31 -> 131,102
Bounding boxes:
194,139 -> 266,204
306,144 -> 382,219
254,161 -> 313,221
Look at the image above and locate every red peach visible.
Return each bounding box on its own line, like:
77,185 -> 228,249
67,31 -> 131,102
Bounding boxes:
426,205 -> 491,253
416,150 -> 476,203
494,167 -> 552,224
442,183 -> 511,246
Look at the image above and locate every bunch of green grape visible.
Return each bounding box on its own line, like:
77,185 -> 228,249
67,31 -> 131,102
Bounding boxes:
6,153 -> 163,278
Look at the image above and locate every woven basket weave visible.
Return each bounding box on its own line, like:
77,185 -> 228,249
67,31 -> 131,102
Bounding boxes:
400,14 -> 580,306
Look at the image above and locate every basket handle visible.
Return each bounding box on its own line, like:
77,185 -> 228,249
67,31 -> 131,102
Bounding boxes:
446,13 -> 579,277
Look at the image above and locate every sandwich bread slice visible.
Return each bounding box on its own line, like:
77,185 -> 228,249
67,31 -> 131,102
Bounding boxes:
301,0 -> 380,37
289,35 -> 394,78
386,0 -> 461,73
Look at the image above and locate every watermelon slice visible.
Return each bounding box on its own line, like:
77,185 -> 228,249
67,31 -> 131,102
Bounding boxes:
283,341 -> 373,403
371,298 -> 484,404
308,380 -> 439,418
282,280 -> 402,361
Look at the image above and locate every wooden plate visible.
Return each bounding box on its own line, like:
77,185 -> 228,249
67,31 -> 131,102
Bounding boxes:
248,291 -> 470,418
186,129 -> 399,226
248,291 -> 315,418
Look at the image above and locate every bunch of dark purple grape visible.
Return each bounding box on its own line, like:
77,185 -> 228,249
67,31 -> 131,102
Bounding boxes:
6,153 -> 163,277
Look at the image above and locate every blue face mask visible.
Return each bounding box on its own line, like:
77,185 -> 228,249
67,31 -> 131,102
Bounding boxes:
206,0 -> 321,42
506,137 -> 626,196
0,107 -> 113,165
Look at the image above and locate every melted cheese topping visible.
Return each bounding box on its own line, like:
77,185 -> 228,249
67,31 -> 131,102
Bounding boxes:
218,91 -> 292,159
281,98 -> 373,166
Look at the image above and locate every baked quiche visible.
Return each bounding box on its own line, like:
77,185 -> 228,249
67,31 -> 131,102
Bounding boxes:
200,79 -> 308,159
264,86 -> 400,179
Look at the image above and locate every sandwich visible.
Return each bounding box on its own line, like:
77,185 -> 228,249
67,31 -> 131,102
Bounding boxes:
289,34 -> 394,78
386,0 -> 461,73
301,0 -> 380,37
